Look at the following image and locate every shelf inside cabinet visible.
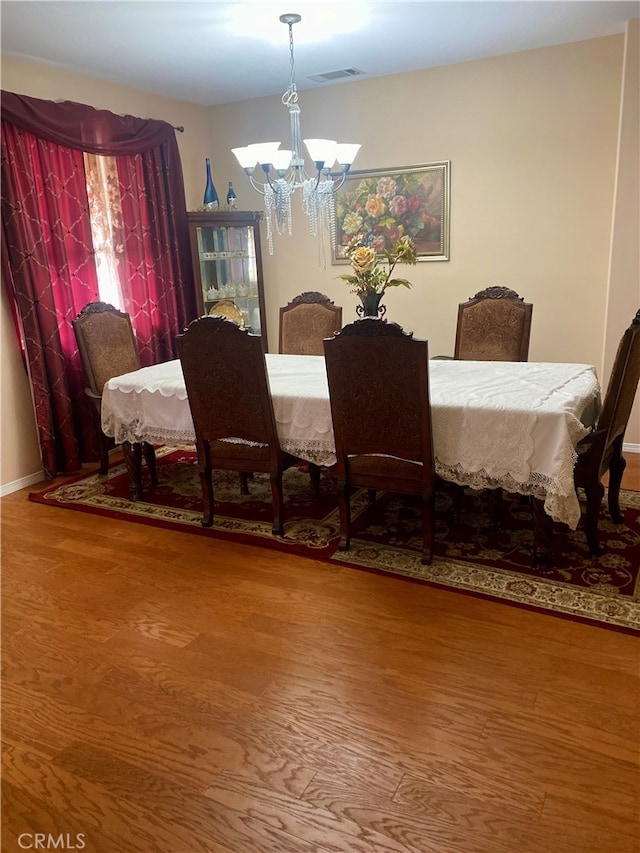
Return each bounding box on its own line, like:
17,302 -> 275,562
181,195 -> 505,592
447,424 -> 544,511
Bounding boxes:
201,250 -> 252,261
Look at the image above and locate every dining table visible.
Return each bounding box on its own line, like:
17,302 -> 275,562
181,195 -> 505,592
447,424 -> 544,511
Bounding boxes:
101,354 -> 601,566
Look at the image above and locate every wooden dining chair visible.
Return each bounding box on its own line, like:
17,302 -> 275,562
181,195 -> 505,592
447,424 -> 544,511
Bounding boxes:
279,292 -> 342,355
574,309 -> 640,555
177,315 -> 319,535
72,301 -> 157,480
450,285 -> 533,524
324,318 -> 436,564
454,286 -> 533,361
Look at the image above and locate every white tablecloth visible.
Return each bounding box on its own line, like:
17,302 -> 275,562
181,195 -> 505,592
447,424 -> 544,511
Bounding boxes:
102,355 -> 600,529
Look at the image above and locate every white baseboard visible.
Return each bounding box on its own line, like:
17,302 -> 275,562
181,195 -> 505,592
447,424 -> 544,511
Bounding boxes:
624,443 -> 640,454
0,470 -> 45,497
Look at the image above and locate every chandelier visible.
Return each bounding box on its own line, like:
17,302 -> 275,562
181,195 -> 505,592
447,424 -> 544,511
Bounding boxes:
231,13 -> 361,261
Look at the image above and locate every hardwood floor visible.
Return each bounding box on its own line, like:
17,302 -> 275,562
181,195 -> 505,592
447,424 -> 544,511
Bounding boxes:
604,448 -> 640,490
2,455 -> 639,852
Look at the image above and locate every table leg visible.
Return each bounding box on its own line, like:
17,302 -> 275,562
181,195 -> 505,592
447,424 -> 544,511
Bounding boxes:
142,441 -> 158,486
122,441 -> 144,501
487,488 -> 503,533
531,497 -> 554,570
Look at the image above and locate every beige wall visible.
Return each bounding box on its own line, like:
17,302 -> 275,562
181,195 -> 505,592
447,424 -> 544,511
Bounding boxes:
1,285 -> 42,489
2,30 -> 638,489
603,20 -> 640,448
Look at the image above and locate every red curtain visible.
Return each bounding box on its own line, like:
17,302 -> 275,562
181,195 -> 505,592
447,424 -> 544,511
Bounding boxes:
116,150 -> 193,366
1,91 -> 196,477
1,121 -> 101,474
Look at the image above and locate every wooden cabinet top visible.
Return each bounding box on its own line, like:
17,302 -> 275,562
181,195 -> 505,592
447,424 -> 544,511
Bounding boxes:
187,210 -> 263,226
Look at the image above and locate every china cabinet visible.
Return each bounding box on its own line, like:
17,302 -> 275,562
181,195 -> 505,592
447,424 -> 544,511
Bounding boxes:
187,210 -> 268,346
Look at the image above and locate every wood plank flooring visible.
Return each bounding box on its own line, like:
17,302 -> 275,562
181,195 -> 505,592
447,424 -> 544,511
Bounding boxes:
2,455 -> 639,852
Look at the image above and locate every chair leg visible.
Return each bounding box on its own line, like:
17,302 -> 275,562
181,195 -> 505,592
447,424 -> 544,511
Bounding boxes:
607,443 -> 626,523
123,441 -> 144,501
337,479 -> 351,551
367,489 -> 377,510
198,444 -> 214,528
240,472 -> 250,495
584,480 -> 605,556
142,442 -> 158,486
270,469 -> 285,536
422,490 -> 434,565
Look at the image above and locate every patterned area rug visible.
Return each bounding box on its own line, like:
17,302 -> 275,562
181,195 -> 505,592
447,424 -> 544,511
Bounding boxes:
29,445 -> 640,632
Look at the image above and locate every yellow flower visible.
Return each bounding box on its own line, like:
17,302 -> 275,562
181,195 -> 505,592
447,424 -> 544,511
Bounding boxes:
364,194 -> 386,218
350,246 -> 377,275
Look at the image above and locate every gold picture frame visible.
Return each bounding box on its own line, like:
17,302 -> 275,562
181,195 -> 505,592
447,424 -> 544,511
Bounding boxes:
332,161 -> 450,263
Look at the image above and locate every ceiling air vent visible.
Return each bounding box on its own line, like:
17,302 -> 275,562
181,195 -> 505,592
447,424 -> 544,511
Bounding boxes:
307,68 -> 366,83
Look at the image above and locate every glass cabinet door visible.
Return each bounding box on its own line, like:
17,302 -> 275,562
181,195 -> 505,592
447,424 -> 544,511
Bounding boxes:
187,211 -> 267,346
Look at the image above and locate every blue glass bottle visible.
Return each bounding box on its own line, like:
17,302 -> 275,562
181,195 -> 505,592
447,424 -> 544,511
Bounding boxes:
226,181 -> 237,208
203,158 -> 219,210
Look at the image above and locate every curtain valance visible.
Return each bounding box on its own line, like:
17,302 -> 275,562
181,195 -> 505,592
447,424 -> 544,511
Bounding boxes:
1,90 -> 176,155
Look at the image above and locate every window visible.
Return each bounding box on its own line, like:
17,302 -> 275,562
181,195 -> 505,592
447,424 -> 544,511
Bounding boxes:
84,153 -> 124,309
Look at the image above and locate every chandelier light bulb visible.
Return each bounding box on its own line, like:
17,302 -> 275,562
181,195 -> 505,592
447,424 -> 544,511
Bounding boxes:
271,149 -> 294,173
231,146 -> 259,171
245,141 -> 282,167
303,138 -> 338,170
335,143 -> 362,168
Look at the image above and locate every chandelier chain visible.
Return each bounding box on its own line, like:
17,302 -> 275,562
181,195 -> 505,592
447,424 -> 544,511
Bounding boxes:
282,23 -> 298,107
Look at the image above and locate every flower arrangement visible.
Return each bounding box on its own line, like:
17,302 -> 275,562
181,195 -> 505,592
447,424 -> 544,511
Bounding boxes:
337,235 -> 417,296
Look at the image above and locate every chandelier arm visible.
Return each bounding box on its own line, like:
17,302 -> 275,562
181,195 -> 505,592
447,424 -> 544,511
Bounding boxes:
247,169 -> 303,196
331,171 -> 348,191
248,174 -> 268,195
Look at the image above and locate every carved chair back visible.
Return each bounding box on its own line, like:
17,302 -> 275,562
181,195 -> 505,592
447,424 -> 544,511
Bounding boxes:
73,301 -> 156,477
73,301 -> 141,397
596,309 -> 640,463
279,292 -> 342,355
324,318 -> 436,564
454,286 -> 533,361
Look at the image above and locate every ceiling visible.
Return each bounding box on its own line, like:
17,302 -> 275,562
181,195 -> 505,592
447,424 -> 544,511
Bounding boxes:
2,1 -> 638,106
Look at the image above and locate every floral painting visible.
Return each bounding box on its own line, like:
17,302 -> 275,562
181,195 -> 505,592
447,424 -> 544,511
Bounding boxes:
332,162 -> 450,263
